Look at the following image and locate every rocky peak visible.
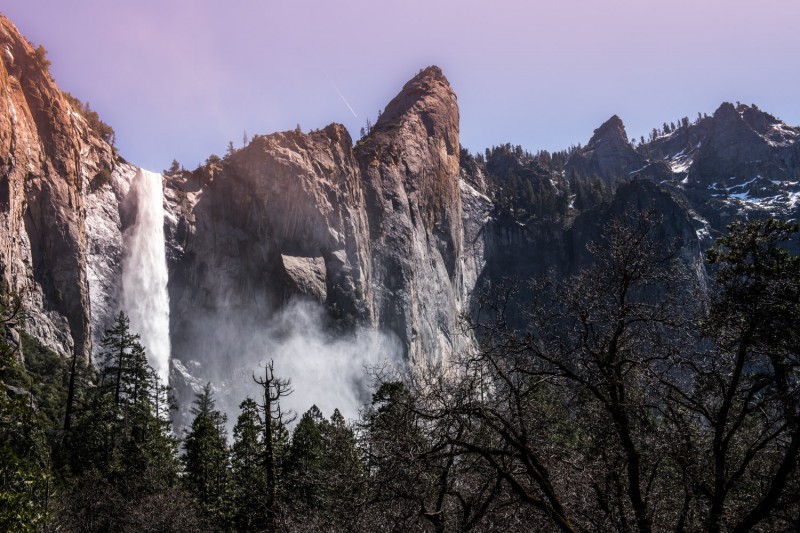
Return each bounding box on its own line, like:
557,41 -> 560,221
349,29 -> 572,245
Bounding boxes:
566,114 -> 646,182
693,102 -> 782,184
587,114 -> 628,149
356,64 -> 461,254
712,101 -> 738,121
372,66 -> 456,136
634,100 -> 800,229
705,102 -> 784,150
351,65 -> 465,361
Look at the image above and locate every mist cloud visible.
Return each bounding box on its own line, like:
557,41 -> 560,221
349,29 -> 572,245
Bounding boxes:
172,298 -> 402,432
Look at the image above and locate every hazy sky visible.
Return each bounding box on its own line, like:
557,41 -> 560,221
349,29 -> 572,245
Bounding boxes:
4,0 -> 799,171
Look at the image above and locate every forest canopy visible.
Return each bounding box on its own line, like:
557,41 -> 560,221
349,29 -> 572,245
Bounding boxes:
1,216 -> 798,532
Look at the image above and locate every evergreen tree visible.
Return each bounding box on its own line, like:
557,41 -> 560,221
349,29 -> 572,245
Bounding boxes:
231,398 -> 266,532
98,311 -> 141,407
168,159 -> 181,174
318,408 -> 366,528
285,406 -> 367,528
286,405 -> 325,511
70,311 -> 174,477
0,290 -> 53,531
62,313 -> 183,530
182,383 -> 232,529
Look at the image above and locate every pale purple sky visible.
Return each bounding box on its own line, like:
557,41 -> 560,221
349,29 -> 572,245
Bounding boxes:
4,0 -> 799,171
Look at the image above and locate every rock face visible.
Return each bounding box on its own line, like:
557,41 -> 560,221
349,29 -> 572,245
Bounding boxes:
466,176 -> 704,330
84,163 -> 139,354
566,115 -> 649,182
163,67 -> 469,401
354,66 -> 466,361
3,10 -> 800,423
0,15 -> 135,359
164,123 -> 374,386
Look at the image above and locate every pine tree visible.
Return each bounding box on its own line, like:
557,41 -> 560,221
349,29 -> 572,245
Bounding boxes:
98,311 -> 141,407
182,383 -> 232,528
286,405 -> 325,511
0,290 -> 52,531
63,313 -> 182,529
231,398 -> 265,531
318,409 -> 366,528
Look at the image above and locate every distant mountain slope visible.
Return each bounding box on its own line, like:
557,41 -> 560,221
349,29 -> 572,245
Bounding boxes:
564,103 -> 800,241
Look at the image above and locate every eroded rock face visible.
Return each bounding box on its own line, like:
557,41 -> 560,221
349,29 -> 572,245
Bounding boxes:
566,115 -> 648,183
163,123 -> 374,401
0,15 -> 131,359
355,66 -> 466,361
164,67 -> 470,380
84,162 -> 139,353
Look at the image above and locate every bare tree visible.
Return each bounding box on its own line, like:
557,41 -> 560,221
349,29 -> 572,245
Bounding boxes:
378,210 -> 702,532
662,219 -> 800,532
253,360 -> 294,532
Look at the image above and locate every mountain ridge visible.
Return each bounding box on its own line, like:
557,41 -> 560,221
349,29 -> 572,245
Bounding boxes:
1,10 -> 798,398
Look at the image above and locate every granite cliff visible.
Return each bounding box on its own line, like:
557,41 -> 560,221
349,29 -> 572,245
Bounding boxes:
0,15 -> 137,361
163,68 -> 473,412
2,12 -> 799,416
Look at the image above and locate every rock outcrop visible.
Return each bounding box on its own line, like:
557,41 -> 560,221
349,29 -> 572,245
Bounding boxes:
164,123 -> 374,384
163,66 -> 469,399
0,14 -> 134,359
644,103 -> 800,238
566,115 -> 648,182
354,66 -> 466,361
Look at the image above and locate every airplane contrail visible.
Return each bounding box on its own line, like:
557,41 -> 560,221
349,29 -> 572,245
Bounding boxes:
331,82 -> 358,119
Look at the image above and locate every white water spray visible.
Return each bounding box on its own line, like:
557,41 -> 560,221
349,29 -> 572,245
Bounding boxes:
122,169 -> 171,384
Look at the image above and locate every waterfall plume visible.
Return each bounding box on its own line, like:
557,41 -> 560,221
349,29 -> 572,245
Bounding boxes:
122,169 -> 171,384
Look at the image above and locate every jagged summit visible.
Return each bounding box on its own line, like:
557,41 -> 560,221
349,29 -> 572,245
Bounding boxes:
707,101 -> 799,148
352,64 -> 464,361
587,114 -> 628,147
371,65 -> 457,141
566,114 -> 646,183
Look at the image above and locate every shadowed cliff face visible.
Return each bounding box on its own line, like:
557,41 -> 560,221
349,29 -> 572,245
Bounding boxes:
0,15 -> 134,359
165,124 -> 374,378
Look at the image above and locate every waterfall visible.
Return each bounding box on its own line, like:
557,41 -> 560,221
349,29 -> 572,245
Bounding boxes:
122,169 -> 171,384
